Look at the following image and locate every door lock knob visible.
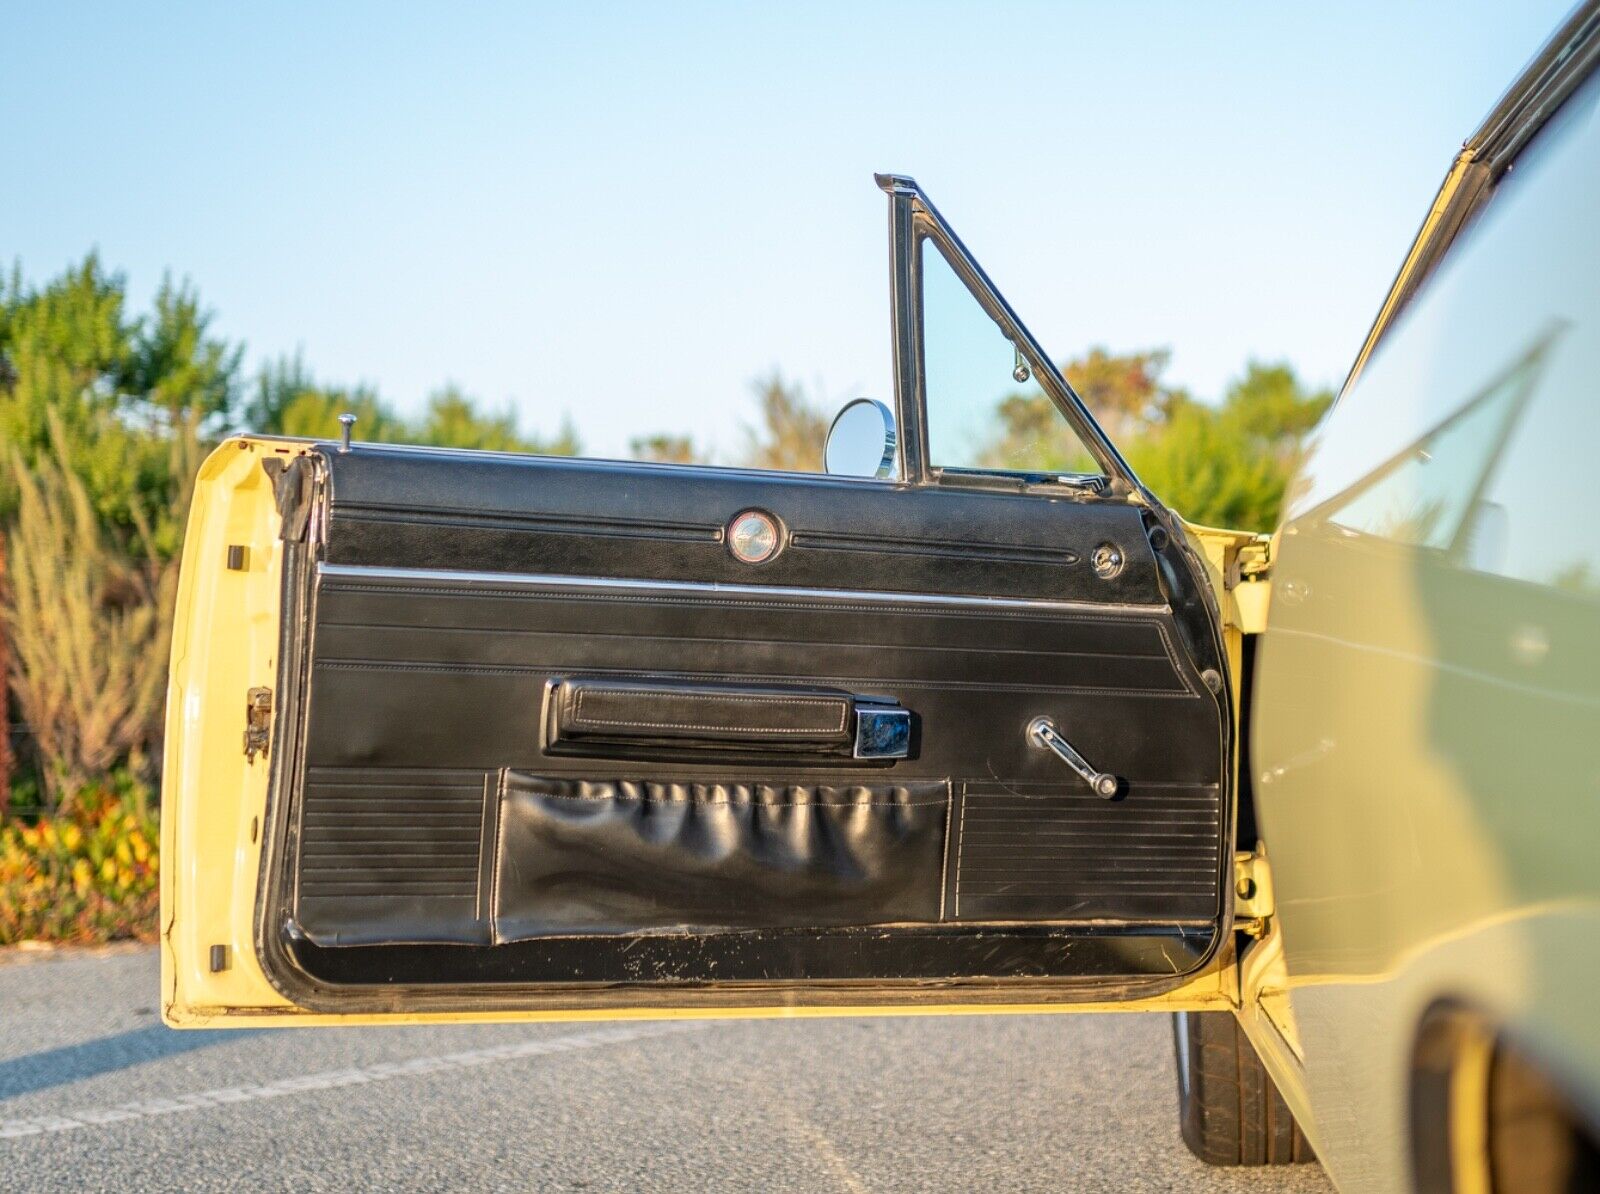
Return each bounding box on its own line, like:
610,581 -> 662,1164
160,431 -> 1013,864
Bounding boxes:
1027,717 -> 1121,798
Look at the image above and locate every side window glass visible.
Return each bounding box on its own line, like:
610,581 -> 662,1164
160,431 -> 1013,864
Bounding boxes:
921,239 -> 1098,477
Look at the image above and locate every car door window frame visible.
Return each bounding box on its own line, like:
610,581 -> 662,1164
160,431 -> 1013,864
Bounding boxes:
877,173 -> 1145,498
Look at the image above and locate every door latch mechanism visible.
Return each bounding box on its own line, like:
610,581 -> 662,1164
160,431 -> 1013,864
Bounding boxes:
244,686 -> 273,762
1027,717 -> 1121,797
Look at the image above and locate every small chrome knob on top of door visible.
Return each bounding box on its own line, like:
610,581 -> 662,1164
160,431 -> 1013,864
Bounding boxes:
1027,717 -> 1121,798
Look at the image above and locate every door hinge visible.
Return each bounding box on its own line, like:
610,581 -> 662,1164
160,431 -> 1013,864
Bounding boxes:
244,686 -> 273,762
1234,848 -> 1274,936
1235,538 -> 1271,583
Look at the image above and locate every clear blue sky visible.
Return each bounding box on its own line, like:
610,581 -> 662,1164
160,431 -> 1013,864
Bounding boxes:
2,2 -> 1575,459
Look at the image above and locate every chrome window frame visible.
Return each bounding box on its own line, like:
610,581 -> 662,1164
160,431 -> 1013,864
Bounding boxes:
876,173 -> 1146,499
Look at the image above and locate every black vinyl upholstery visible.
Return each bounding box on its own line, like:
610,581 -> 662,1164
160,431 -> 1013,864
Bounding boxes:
276,445 -> 1228,987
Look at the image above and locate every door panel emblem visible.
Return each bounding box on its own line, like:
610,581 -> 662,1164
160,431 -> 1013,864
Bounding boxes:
728,510 -> 783,565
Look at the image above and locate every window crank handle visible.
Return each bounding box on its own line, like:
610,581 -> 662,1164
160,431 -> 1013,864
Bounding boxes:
1027,717 -> 1121,798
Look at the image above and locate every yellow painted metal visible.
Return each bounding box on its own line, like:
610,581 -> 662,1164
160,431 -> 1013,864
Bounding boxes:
1231,918 -> 1318,1156
161,437 -> 305,1024
1249,83 -> 1600,1190
1448,1024 -> 1495,1194
1237,919 -> 1304,1058
162,438 -> 1250,1027
166,973 -> 1238,1029
1181,521 -> 1272,636
1231,580 -> 1271,637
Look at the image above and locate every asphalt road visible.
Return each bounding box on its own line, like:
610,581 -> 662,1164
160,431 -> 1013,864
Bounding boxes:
0,948 -> 1333,1193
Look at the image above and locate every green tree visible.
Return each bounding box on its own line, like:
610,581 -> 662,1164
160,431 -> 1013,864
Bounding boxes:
0,257 -> 135,523
0,255 -> 237,556
1,253 -> 600,807
0,256 -> 130,460
119,275 -> 241,428
274,387 -> 402,442
630,433 -> 702,464
1125,359 -> 1332,530
982,348 -> 1332,531
1121,402 -> 1288,530
246,354 -> 406,442
416,386 -> 523,451
978,345 -> 1191,475
980,392 -> 1098,474
1217,360 -> 1333,448
410,387 -> 579,455
244,360 -> 581,455
1064,346 -> 1191,441
740,371 -> 828,472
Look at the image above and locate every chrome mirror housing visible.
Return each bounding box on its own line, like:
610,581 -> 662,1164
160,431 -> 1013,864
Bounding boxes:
824,398 -> 897,479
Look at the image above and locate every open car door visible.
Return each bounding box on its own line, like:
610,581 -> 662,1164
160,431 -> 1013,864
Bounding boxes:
162,175 -> 1252,1024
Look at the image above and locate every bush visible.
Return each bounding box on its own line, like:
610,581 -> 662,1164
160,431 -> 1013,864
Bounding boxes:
2,417 -> 182,809
0,775 -> 158,944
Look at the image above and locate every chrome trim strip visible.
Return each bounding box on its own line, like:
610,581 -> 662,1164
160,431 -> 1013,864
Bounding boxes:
316,563 -> 1169,616
314,436 -> 901,485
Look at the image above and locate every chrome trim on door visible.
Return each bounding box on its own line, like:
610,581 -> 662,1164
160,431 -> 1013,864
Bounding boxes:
875,172 -> 1144,499
316,562 -> 1169,616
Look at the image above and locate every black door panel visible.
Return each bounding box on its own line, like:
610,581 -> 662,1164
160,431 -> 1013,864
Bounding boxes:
295,766 -> 494,948
265,445 -> 1229,998
307,569 -> 1211,771
288,923 -> 1215,990
318,448 -> 1164,602
314,585 -> 1198,696
948,782 -> 1221,922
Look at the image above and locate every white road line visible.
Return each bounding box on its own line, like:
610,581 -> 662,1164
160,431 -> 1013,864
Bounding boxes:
0,1022 -> 705,1139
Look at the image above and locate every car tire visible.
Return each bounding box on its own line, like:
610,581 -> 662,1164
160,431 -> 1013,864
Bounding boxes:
1172,1010 -> 1315,1166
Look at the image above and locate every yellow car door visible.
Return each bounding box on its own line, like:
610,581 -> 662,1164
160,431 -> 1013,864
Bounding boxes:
161,176 -> 1258,1026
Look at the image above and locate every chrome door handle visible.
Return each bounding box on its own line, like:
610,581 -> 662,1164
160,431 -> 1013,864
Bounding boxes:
1027,717 -> 1121,798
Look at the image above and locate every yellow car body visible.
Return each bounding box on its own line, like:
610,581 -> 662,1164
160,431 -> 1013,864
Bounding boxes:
1248,12 -> 1600,1184
158,441 -> 1258,1027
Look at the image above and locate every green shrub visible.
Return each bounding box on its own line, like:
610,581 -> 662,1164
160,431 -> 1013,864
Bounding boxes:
2,421 -> 178,808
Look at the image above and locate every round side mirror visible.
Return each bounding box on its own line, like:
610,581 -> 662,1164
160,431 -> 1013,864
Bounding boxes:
824,398 -> 897,479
